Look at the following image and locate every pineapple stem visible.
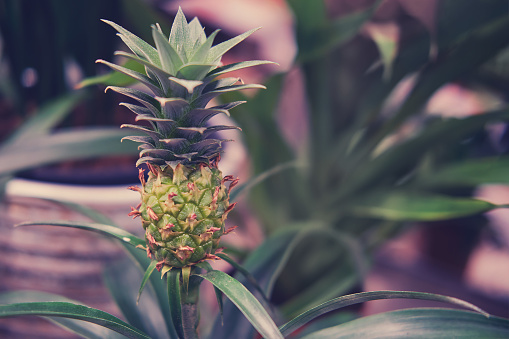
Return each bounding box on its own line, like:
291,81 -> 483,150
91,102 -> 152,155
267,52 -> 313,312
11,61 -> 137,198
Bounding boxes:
181,303 -> 199,339
181,271 -> 201,339
168,268 -> 201,339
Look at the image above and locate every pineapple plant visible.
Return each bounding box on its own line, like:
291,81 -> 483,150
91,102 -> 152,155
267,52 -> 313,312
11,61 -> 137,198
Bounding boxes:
97,8 -> 272,273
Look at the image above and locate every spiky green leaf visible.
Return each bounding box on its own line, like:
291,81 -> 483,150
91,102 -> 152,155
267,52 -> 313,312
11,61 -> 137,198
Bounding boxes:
102,19 -> 161,67
15,221 -> 145,248
206,28 -> 260,63
0,302 -> 150,339
299,308 -> 509,339
346,191 -> 499,221
152,25 -> 183,75
168,269 -> 184,339
197,270 -> 284,339
280,291 -> 488,337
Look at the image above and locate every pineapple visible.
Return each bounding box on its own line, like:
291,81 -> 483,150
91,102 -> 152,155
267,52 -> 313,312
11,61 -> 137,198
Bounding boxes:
98,8 -> 272,272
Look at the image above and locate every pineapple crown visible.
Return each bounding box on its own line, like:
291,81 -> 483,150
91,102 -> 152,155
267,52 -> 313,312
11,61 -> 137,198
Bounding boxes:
97,8 -> 274,167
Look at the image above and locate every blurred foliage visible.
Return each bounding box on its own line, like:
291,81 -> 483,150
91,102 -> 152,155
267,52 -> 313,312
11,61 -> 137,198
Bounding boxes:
0,0 -> 168,120
0,0 -> 170,188
223,0 -> 509,318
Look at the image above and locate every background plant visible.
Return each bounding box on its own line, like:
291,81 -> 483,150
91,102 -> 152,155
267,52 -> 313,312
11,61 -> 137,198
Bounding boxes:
222,0 -> 509,319
0,0 -> 172,192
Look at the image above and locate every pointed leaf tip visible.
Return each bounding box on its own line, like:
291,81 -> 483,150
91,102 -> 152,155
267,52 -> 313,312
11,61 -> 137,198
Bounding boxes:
137,260 -> 158,304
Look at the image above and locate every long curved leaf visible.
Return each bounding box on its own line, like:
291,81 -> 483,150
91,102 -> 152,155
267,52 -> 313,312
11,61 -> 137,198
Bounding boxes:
209,225 -> 310,338
279,228 -> 368,318
0,302 -> 150,339
3,92 -> 85,145
0,291 -> 124,339
336,109 -> 509,201
0,128 -> 138,176
137,260 -> 158,303
76,59 -> 143,89
197,270 -> 284,339
368,16 -> 509,153
230,160 -> 303,202
103,260 -> 169,339
345,191 -> 499,221
168,269 -> 184,339
15,221 -> 145,248
418,156 -> 509,188
215,253 -> 268,301
299,308 -> 509,339
289,0 -> 382,62
280,290 -> 488,336
42,198 -> 116,225
124,246 -> 177,339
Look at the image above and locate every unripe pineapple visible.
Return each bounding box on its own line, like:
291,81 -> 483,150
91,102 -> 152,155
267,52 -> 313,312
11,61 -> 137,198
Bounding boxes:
99,8 -> 272,271
130,162 -> 238,269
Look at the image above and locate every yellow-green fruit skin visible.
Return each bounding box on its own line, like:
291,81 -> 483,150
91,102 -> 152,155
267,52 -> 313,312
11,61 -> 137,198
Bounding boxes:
137,164 -> 234,269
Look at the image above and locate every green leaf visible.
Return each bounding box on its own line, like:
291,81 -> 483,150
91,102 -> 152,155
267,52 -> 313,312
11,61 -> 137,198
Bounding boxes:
169,7 -> 190,62
419,156 -> 509,187
192,83 -> 266,108
280,268 -> 359,320
191,29 -> 219,63
346,191 -> 499,221
196,261 -> 224,323
76,59 -> 143,89
106,86 -> 160,117
137,260 -> 158,303
206,28 -> 260,64
208,60 -> 276,77
299,308 -> 509,339
197,270 -> 284,339
42,199 -> 116,226
96,59 -> 161,94
123,247 -> 177,338
15,219 -> 175,338
280,290 -> 488,337
177,63 -> 215,81
0,302 -> 150,339
209,225 -> 306,338
437,0 -> 507,52
101,19 -> 161,67
0,291 -> 124,339
114,50 -> 174,82
326,0 -> 383,56
364,23 -> 398,80
216,253 -> 268,301
0,128 -> 138,176
15,221 -> 145,248
3,92 -> 85,146
152,25 -> 183,75
230,160 -> 303,202
181,266 -> 191,294
187,17 -> 206,47
103,260 -> 169,339
279,228 -> 368,318
336,109 -> 509,201
289,0 -> 382,61
168,269 -> 184,339
369,16 -> 509,149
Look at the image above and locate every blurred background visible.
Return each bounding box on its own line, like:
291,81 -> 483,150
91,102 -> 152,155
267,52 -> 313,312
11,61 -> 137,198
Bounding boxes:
0,0 -> 508,337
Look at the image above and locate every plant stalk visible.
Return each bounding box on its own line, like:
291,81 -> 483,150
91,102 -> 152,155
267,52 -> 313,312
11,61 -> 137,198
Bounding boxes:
180,271 -> 201,339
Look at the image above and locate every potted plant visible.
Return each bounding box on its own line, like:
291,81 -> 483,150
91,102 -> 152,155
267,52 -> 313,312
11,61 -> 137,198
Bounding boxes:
1,7 -> 508,338
0,2 -> 168,334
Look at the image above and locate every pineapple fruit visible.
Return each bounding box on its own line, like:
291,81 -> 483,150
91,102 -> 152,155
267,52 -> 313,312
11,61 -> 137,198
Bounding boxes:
98,8 -> 272,272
